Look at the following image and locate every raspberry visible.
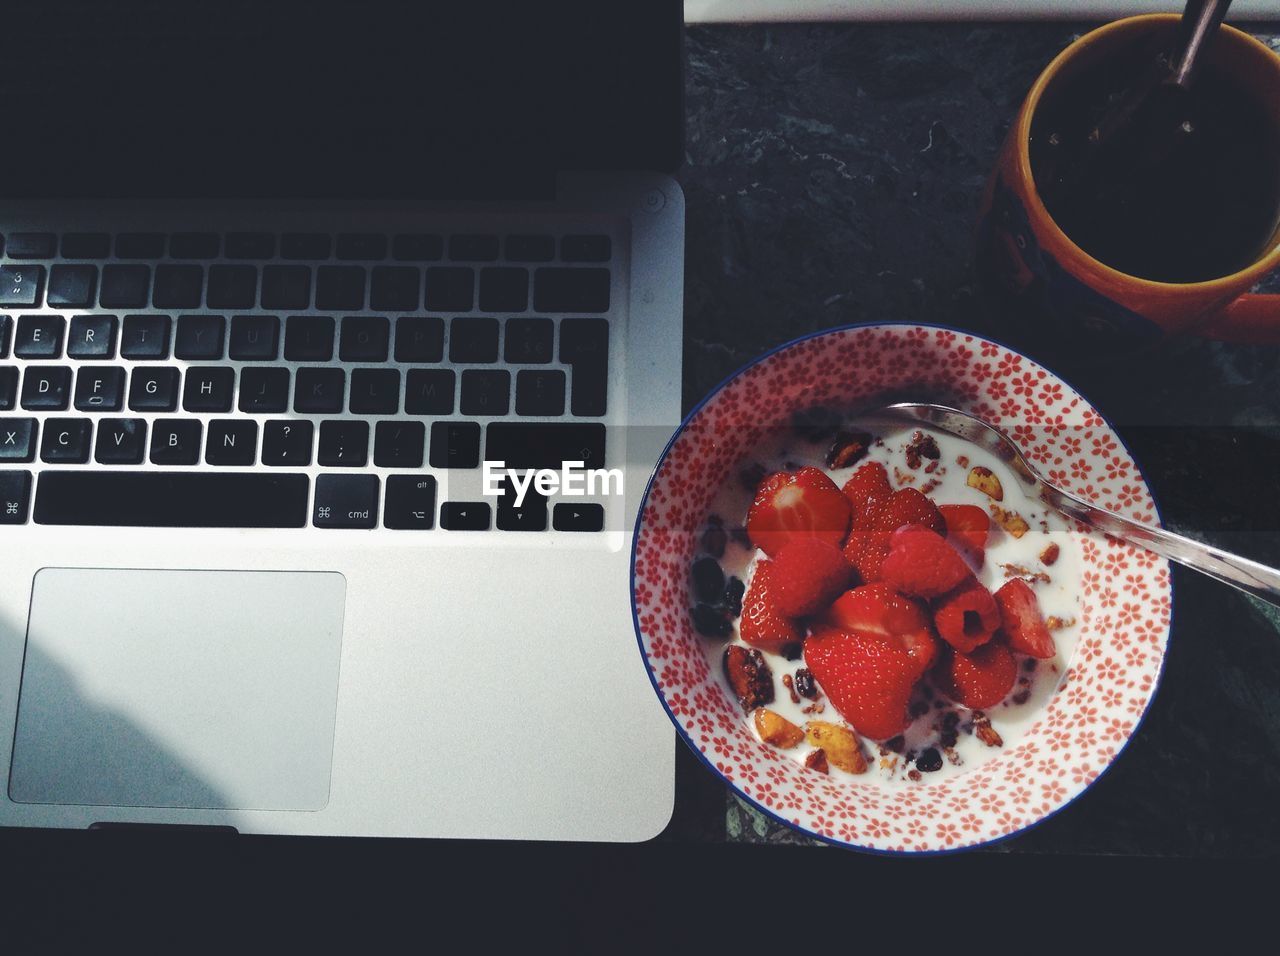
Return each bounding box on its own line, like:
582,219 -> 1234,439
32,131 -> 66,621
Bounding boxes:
933,577 -> 999,653
843,486 -> 944,583
880,524 -> 972,598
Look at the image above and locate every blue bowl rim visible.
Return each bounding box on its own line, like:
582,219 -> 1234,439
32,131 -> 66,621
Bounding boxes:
628,320 -> 1174,857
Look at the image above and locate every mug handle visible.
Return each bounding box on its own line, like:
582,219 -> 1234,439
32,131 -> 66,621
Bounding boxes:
1202,292 -> 1280,344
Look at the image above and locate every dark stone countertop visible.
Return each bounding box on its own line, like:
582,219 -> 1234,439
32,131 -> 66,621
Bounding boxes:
674,21 -> 1280,857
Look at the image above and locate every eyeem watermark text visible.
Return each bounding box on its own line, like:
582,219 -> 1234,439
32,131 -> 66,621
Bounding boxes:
483,460 -> 624,507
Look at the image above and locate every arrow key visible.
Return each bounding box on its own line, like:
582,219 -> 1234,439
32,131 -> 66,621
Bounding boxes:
440,501 -> 490,531
553,502 -> 604,532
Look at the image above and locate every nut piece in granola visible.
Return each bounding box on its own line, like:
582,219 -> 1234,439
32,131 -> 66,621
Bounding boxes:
966,466 -> 1004,501
804,721 -> 868,774
825,430 -> 874,469
989,504 -> 1030,538
905,430 -> 941,469
723,646 -> 774,712
754,708 -> 805,748
972,711 -> 1004,747
804,749 -> 830,774
1039,542 -> 1060,566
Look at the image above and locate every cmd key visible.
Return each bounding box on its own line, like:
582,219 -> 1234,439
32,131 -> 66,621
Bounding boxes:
0,470 -> 31,524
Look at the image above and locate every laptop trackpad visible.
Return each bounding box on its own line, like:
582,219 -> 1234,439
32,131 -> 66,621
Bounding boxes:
10,569 -> 346,812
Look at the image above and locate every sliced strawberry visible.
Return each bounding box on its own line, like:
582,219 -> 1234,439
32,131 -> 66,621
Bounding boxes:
936,642 -> 1017,709
769,538 -> 855,617
746,466 -> 852,558
825,583 -> 938,678
840,461 -> 892,521
740,560 -> 804,655
932,577 -> 999,653
880,524 -> 971,598
804,627 -> 918,740
938,504 -> 991,568
843,487 -> 945,583
994,579 -> 1057,659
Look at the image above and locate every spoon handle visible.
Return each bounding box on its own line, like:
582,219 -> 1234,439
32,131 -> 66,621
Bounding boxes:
1170,0 -> 1233,89
1040,484 -> 1280,609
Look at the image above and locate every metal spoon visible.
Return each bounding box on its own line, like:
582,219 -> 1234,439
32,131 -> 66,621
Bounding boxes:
865,402 -> 1280,609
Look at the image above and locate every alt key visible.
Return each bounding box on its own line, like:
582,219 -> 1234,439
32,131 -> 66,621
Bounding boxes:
385,475 -> 437,530
314,474 -> 379,529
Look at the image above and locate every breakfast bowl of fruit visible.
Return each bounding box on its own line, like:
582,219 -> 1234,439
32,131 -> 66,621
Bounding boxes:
631,323 -> 1172,853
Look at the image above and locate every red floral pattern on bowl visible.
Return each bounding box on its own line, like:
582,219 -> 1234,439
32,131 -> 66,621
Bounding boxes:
631,324 -> 1171,853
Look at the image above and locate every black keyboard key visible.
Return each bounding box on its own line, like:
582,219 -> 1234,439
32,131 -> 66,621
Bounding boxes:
128,366 -> 181,411
316,266 -> 365,311
15,315 -> 65,358
384,475 -> 436,530
46,265 -> 98,308
169,233 -> 219,259
0,265 -> 44,308
21,366 -> 71,410
339,316 -> 390,362
337,234 -> 387,261
100,264 -> 151,309
225,233 -> 275,260
60,233 -> 110,259
95,418 -> 146,464
74,366 -> 125,411
281,233 -> 332,260
449,235 -> 499,262
6,233 -> 55,258
239,367 -> 289,413
34,472 -> 310,528
0,316 -> 9,357
560,318 -> 610,416
405,369 -> 455,415
373,420 -> 425,468
449,317 -> 498,363
460,369 -> 510,416
562,235 -> 612,262
205,420 -> 258,466
534,268 -> 610,313
285,315 -> 336,361
0,367 -> 15,410
294,368 -> 345,414
349,368 -> 400,414
505,235 -> 555,262
261,265 -> 312,310
496,480 -> 547,532
394,316 -> 444,363
152,264 -> 203,309
318,420 -> 369,467
0,470 -> 31,523
425,267 -> 473,312
0,419 -> 37,462
67,315 -> 118,359
440,501 -> 490,531
229,314 -> 280,360
515,369 -> 566,416
121,314 -> 171,359
40,417 -> 92,464
553,502 -> 605,532
392,234 -> 443,262
175,314 -> 226,360
150,419 -> 202,466
478,267 -> 529,313
262,419 -> 313,466
504,318 -> 553,364
370,266 -> 421,311
313,474 -> 379,529
485,422 -> 606,470
281,234 -> 330,259
208,266 -> 258,310
182,366 -> 235,412
429,421 -> 480,469
115,233 -> 165,259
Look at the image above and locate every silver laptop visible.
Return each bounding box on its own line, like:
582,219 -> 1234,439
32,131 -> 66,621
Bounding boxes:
0,1 -> 683,839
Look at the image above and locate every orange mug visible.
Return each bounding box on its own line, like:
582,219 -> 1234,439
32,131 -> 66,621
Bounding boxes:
977,15 -> 1280,345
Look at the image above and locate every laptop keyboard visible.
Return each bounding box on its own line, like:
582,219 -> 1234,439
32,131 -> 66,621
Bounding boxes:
0,228 -> 616,533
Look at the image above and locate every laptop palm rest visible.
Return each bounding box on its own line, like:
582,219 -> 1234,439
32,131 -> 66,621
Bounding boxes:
9,568 -> 346,812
